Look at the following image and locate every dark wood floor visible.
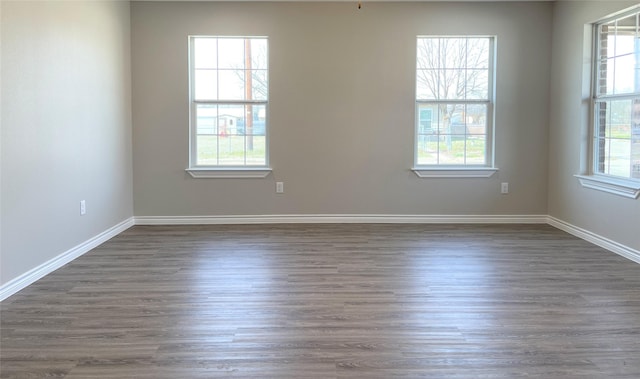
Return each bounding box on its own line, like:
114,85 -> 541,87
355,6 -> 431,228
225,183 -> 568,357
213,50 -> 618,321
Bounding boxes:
1,224 -> 639,378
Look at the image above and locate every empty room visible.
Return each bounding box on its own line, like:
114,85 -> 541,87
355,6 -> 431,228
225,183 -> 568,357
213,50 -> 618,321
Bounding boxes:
1,0 -> 639,377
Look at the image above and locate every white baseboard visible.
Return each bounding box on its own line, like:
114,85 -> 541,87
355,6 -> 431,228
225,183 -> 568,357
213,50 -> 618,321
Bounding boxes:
2,214 -> 637,301
547,216 -> 640,264
134,214 -> 549,225
0,217 -> 135,302
132,215 -> 640,265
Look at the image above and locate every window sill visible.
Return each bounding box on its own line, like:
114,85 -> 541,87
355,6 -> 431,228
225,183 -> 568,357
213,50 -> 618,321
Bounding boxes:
186,167 -> 272,179
575,174 -> 640,199
412,167 -> 498,178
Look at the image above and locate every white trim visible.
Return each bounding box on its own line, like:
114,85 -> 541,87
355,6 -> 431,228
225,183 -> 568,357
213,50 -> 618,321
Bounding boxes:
414,36 -> 497,170
575,175 -> 640,199
186,168 -> 272,179
188,36 -> 271,172
547,216 -> 640,264
4,214 -> 638,301
135,214 -> 547,225
0,217 -> 135,302
412,167 -> 498,178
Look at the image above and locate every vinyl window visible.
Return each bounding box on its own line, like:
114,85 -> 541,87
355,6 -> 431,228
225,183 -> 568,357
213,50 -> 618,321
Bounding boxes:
415,36 -> 496,168
592,10 -> 640,181
189,36 -> 269,169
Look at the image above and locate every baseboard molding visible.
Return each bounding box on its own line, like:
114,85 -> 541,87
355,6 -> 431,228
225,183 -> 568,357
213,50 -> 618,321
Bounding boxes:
135,214 -> 549,225
133,214 -> 639,265
0,217 -> 135,302
547,216 -> 640,264
3,214 -> 637,301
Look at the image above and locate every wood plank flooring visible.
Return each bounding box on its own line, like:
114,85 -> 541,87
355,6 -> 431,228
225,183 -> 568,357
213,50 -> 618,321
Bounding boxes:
1,224 -> 639,378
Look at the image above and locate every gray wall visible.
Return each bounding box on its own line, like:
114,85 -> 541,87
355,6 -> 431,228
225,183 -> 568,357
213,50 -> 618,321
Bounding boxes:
548,0 -> 640,251
0,1 -> 133,286
3,0 -> 636,290
131,1 -> 552,217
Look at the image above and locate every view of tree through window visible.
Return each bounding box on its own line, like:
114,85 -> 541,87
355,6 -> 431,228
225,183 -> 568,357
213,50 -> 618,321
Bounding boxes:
190,37 -> 268,167
593,10 -> 640,180
415,37 -> 494,166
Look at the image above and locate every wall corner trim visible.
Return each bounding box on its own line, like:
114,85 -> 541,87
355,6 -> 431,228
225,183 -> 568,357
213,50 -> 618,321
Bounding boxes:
0,217 -> 135,302
547,216 -> 640,264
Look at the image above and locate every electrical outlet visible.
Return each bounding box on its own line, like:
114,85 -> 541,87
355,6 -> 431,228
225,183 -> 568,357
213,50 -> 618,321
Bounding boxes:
80,200 -> 86,215
501,182 -> 509,194
276,182 -> 284,194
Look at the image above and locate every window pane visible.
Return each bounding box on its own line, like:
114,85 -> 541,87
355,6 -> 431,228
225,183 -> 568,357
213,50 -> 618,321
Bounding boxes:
441,38 -> 466,69
217,104 -> 245,136
251,70 -> 268,100
196,135 -> 218,165
218,69 -> 245,100
194,103 -> 267,166
417,39 -> 438,69
613,54 -> 637,94
417,105 -> 435,134
605,138 -> 631,177
417,144 -> 438,165
437,104 -> 466,165
416,70 -> 438,100
195,101 -> 219,165
194,38 -> 217,69
594,99 -> 635,177
190,36 -> 269,168
595,11 -> 640,107
196,104 -> 218,135
420,37 -> 497,167
416,104 -> 438,164
610,99 -> 632,138
218,38 -> 245,69
466,104 -> 487,135
467,38 -> 490,69
438,136 -> 466,165
218,136 -> 246,166
247,104 -> 267,136
250,39 -> 268,69
246,136 -> 266,166
614,15 -> 637,57
445,104 -> 465,133
465,70 -> 489,100
441,69 -> 465,100
466,136 -> 486,164
194,70 -> 217,100
415,95 -> 491,165
613,34 -> 636,58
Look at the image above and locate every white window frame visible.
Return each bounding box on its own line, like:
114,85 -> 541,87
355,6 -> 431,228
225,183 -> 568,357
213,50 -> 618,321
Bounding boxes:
413,36 -> 498,179
186,36 -> 271,179
576,8 -> 640,198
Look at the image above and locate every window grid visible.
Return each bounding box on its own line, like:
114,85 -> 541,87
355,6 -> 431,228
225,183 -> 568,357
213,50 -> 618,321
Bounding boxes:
189,36 -> 268,169
593,9 -> 640,180
415,36 -> 495,167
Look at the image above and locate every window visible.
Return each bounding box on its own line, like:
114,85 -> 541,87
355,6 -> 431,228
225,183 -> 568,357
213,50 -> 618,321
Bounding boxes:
188,36 -> 269,177
414,36 -> 496,177
592,10 -> 640,182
